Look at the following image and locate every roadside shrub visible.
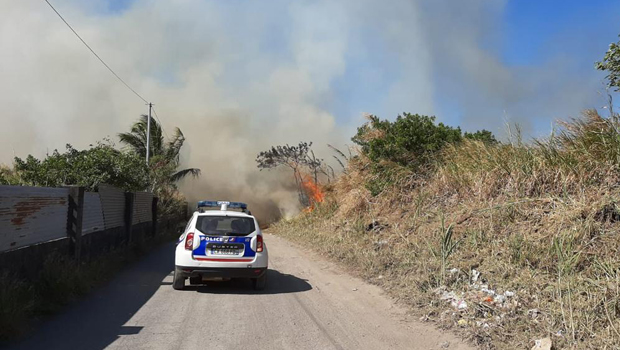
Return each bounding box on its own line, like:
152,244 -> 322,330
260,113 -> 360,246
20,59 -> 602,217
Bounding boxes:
352,113 -> 463,168
351,113 -> 496,195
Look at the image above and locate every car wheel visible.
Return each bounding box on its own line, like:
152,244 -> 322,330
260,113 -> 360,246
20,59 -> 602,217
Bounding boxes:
189,276 -> 202,285
252,274 -> 266,291
173,267 -> 185,290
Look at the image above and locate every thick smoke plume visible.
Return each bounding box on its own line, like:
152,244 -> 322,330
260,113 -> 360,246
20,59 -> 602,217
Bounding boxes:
0,0 -> 608,222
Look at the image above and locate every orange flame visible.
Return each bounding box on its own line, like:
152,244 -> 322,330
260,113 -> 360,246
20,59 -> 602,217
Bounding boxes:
302,174 -> 324,211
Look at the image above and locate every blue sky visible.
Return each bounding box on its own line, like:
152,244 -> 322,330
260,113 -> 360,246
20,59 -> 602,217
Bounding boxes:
502,0 -> 620,67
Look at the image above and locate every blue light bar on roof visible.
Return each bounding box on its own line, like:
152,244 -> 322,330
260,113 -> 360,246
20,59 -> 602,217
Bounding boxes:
197,200 -> 247,209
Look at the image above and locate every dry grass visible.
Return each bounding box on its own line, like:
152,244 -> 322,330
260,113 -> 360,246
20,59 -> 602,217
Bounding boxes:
271,110 -> 620,349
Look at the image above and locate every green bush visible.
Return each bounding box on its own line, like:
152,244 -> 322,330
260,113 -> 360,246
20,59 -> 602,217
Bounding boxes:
352,113 -> 463,168
13,140 -> 149,191
353,113 -> 496,169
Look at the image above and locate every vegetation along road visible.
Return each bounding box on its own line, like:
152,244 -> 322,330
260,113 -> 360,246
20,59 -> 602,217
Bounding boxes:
9,234 -> 472,350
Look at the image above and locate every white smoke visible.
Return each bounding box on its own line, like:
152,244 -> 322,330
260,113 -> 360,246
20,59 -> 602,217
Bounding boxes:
0,0 -> 609,221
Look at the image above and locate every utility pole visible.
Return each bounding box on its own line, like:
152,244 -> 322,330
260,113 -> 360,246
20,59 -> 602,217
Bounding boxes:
146,102 -> 152,165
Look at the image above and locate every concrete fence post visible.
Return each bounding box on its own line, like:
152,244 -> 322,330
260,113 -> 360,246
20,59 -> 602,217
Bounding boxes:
125,192 -> 135,244
67,186 -> 84,262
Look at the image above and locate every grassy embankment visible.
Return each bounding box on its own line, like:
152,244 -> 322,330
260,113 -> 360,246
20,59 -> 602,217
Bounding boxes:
271,111 -> 620,349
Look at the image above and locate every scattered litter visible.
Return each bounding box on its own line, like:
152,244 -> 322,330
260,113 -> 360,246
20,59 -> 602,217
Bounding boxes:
504,291 -> 515,298
531,337 -> 552,350
439,290 -> 457,301
457,319 -> 468,327
493,294 -> 506,304
453,300 -> 468,310
352,288 -> 358,291
377,275 -> 384,279
438,290 -> 468,310
528,309 -> 540,319
475,321 -> 490,329
471,269 -> 480,283
480,286 -> 495,295
440,341 -> 451,349
449,268 -> 459,275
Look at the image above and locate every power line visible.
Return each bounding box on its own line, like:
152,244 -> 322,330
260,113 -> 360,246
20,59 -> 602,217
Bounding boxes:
43,0 -> 148,104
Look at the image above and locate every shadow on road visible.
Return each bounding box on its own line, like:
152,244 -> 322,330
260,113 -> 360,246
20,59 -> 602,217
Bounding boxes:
8,242 -> 176,350
7,242 -> 312,350
183,269 -> 313,295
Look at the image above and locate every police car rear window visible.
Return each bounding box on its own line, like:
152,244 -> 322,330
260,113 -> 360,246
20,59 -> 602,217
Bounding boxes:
195,216 -> 256,236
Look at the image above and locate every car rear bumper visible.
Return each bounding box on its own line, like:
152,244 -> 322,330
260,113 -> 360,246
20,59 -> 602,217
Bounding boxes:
176,266 -> 267,279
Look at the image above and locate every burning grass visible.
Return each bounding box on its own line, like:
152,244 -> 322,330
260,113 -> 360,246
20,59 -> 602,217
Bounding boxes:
271,110 -> 620,349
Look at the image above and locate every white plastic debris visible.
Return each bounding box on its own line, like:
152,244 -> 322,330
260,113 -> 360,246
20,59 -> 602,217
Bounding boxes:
449,268 -> 459,275
531,337 -> 552,350
440,291 -> 457,301
481,287 -> 496,296
471,269 -> 480,283
493,294 -> 506,304
451,299 -> 468,310
504,291 -> 515,298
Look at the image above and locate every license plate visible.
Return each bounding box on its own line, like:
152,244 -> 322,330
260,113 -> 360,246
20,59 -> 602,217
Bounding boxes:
211,248 -> 239,255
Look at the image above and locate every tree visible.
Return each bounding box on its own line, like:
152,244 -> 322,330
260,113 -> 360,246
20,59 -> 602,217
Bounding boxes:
352,113 -> 463,168
13,141 -> 149,191
464,129 -> 498,144
118,115 -> 201,193
596,36 -> 620,91
0,164 -> 21,185
256,142 -> 322,206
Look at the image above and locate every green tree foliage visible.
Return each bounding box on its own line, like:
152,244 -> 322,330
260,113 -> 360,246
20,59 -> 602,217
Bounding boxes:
596,36 -> 620,90
119,115 -> 200,217
0,165 -> 21,185
464,129 -> 498,144
352,113 -> 498,195
352,113 -> 463,167
118,115 -> 201,193
13,141 -> 149,191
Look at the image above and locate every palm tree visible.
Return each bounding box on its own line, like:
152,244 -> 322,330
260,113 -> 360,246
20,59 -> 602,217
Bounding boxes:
119,115 -> 200,191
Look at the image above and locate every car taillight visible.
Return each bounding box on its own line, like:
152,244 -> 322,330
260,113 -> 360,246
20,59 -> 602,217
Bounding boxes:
185,232 -> 194,250
256,235 -> 264,253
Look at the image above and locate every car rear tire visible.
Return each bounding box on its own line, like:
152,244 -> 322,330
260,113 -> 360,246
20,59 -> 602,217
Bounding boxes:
252,274 -> 266,291
173,267 -> 185,290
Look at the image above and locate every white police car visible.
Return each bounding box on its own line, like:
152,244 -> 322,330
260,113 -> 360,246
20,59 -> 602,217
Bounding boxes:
174,201 -> 268,290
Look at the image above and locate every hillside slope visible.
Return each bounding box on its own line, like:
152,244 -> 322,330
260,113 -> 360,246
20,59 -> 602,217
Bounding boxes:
271,110 -> 620,349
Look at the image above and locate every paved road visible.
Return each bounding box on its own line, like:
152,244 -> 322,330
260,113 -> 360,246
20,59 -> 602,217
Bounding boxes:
9,234 -> 473,350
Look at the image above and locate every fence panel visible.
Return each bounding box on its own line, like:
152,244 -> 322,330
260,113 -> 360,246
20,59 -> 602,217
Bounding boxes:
82,192 -> 105,235
99,184 -> 125,229
133,192 -> 153,224
0,186 -> 69,252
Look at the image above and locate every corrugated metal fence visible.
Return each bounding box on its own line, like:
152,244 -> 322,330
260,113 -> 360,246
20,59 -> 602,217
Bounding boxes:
0,184 -> 157,254
83,192 -> 105,235
0,186 -> 69,251
99,184 -> 125,229
133,192 -> 153,224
